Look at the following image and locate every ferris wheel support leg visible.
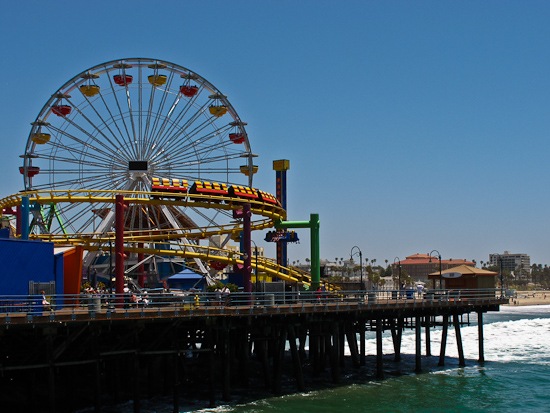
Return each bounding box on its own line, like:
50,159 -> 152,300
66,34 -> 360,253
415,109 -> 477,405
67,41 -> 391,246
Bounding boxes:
115,195 -> 127,307
20,196 -> 30,240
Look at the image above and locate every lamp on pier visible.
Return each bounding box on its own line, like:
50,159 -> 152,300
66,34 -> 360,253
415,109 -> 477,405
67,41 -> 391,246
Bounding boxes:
429,250 -> 442,289
493,254 -> 504,297
393,257 -> 402,289
350,246 -> 363,291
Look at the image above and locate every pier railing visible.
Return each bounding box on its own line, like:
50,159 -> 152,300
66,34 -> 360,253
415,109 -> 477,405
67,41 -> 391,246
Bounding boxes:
0,288 -> 509,324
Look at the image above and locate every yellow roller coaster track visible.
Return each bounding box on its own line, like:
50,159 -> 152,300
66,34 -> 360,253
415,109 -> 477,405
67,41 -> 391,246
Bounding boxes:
0,189 -> 286,237
0,190 -> 317,287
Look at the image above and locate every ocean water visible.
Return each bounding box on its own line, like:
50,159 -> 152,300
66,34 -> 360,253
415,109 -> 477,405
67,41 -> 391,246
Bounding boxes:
91,305 -> 550,413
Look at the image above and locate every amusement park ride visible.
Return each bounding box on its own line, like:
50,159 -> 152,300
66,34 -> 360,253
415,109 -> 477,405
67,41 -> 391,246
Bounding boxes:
0,58 -> 321,293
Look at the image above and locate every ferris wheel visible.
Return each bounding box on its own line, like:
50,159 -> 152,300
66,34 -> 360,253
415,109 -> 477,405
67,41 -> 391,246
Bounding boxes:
23,57 -> 255,192
20,58 -> 259,277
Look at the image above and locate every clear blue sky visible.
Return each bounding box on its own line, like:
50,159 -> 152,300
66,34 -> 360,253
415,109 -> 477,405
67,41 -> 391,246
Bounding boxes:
1,1 -> 550,265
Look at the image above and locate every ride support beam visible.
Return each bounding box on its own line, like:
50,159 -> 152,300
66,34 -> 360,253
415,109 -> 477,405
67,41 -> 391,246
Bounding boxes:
273,160 -> 289,268
138,244 -> 145,288
115,195 -> 126,305
234,204 -> 253,293
243,204 -> 252,293
276,213 -> 320,288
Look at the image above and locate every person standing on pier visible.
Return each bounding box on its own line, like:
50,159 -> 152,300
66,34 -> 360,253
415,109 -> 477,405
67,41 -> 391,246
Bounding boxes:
41,290 -> 51,311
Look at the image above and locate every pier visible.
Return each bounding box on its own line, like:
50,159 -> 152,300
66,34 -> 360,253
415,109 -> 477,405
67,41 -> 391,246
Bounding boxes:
0,289 -> 507,413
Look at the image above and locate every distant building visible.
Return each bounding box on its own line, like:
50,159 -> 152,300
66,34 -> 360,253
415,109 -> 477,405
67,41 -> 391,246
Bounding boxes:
488,251 -> 530,279
394,253 -> 475,284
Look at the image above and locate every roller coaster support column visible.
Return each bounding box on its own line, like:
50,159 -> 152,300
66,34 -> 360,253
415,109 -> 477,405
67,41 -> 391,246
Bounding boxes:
138,244 -> 145,288
234,204 -> 253,293
276,213 -> 320,289
20,196 -> 30,240
273,160 -> 290,267
115,195 -> 127,306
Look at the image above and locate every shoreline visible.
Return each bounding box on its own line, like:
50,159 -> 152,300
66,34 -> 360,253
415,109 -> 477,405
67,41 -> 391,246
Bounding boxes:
502,291 -> 550,306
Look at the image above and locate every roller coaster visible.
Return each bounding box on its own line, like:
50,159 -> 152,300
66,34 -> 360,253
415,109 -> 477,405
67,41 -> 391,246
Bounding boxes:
1,58 -> 315,289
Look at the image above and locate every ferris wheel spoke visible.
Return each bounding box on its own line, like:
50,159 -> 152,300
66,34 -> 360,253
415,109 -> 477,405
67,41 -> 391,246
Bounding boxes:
167,140 -> 236,166
65,95 -> 133,157
31,173 -> 111,191
180,120 -> 232,149
146,72 -> 177,148
30,149 -> 104,171
187,205 -> 234,228
152,99 -> 214,154
78,80 -> 139,157
147,74 -> 206,150
155,119 -> 227,165
153,89 -> 204,153
147,95 -> 188,159
34,139 -> 123,169
44,122 -> 126,163
53,202 -> 96,234
103,71 -> 139,160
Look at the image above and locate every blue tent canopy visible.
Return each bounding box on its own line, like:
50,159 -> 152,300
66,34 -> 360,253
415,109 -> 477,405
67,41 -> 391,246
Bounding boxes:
167,268 -> 206,290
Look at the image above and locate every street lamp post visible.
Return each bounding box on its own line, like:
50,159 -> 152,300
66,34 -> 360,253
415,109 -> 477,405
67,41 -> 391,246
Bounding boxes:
393,257 -> 402,289
494,254 -> 504,297
350,246 -> 363,290
429,250 -> 442,289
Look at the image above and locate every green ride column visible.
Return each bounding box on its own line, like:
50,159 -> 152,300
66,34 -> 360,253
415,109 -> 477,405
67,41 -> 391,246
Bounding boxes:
276,213 -> 320,289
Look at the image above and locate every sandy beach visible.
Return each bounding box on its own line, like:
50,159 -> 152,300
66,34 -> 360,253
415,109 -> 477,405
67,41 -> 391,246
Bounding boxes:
504,291 -> 550,306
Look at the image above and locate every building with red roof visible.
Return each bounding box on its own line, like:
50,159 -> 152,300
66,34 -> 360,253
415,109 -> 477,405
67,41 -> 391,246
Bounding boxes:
393,253 -> 475,285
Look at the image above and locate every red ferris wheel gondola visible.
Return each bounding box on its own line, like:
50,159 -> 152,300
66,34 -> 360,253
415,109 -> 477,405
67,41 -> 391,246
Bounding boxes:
113,74 -> 133,86
51,105 -> 72,117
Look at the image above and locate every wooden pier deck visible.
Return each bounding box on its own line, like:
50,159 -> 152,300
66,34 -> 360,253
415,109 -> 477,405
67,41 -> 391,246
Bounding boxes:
0,290 -> 508,413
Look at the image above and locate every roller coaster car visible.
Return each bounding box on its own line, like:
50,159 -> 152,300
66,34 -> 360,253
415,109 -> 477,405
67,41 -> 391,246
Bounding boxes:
151,177 -> 189,199
189,181 -> 229,199
257,190 -> 280,206
228,185 -> 259,201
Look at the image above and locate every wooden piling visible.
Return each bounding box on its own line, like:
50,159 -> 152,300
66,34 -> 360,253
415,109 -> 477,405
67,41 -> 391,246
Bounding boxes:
376,318 -> 384,379
478,311 -> 485,363
415,316 -> 422,373
453,314 -> 466,367
439,315 -> 449,366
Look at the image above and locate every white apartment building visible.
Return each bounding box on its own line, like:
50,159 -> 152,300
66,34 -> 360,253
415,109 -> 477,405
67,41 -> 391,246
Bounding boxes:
489,251 -> 531,278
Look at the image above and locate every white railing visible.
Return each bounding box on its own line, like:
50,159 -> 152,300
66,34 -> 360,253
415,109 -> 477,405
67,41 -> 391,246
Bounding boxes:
0,289 -> 508,317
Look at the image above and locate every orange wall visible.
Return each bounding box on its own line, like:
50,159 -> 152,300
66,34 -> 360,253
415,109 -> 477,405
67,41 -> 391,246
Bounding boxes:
63,246 -> 83,294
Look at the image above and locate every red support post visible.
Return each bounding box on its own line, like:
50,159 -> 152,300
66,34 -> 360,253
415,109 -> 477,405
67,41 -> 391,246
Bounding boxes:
115,195 -> 126,306
242,203 -> 252,293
